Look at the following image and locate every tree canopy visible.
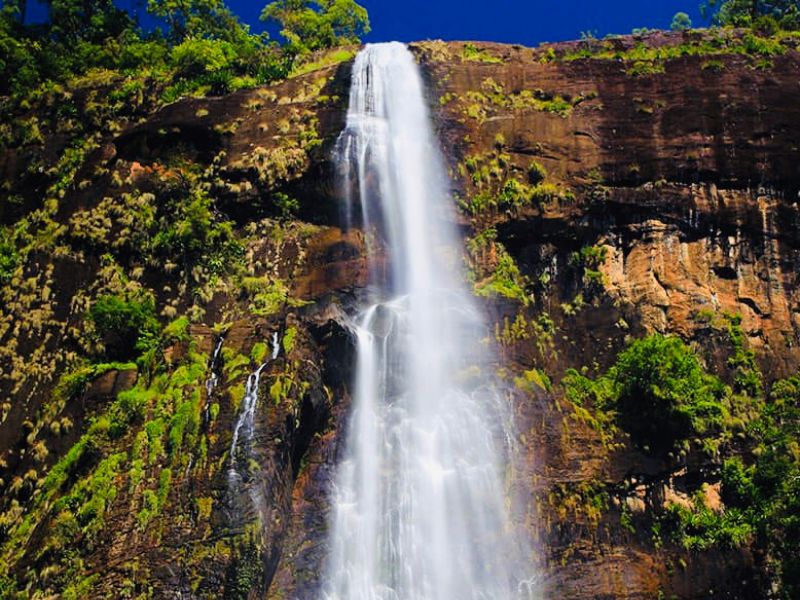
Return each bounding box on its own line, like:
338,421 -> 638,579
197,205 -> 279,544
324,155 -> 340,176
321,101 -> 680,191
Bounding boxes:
260,0 -> 370,55
701,0 -> 800,29
0,0 -> 370,101
671,11 -> 693,30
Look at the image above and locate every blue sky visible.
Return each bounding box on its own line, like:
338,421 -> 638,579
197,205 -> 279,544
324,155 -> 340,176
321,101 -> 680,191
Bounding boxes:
25,0 -> 706,46
235,0 -> 705,45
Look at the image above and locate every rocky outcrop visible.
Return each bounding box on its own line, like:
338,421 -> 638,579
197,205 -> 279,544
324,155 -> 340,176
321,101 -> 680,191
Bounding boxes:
1,32 -> 799,599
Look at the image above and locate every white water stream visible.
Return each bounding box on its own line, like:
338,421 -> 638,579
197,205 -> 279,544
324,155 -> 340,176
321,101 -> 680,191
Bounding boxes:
323,42 -> 534,600
228,331 -> 280,491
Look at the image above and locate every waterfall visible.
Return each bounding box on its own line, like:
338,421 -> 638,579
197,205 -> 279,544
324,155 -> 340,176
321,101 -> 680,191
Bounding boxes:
204,336 -> 225,406
324,42 -> 534,600
228,332 -> 280,493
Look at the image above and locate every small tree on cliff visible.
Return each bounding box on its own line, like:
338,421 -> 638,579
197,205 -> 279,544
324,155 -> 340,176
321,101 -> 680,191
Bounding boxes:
671,11 -> 693,30
260,0 -> 370,56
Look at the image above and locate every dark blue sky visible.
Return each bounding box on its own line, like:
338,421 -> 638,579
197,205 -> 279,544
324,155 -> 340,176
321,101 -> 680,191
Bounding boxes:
25,0 -> 706,46
243,0 -> 705,46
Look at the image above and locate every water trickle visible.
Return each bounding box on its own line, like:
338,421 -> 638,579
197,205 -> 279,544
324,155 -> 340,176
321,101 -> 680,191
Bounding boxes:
271,330 -> 280,361
324,42 -> 535,600
205,336 -> 225,401
228,331 -> 281,491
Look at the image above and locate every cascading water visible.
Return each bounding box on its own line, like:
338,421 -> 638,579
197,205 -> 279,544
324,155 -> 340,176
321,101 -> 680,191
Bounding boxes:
324,42 -> 535,600
205,336 -> 225,400
228,332 -> 280,494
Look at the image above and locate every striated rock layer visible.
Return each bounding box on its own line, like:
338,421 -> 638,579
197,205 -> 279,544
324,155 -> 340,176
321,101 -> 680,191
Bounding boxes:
0,33 -> 798,599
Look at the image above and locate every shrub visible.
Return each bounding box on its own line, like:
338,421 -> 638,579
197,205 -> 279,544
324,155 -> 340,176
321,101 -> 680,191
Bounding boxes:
527,161 -> 547,185
611,334 -> 730,453
663,492 -> 752,550
151,186 -> 243,277
474,248 -> 528,305
171,37 -> 236,77
563,334 -> 731,455
724,313 -> 763,396
569,244 -> 608,296
0,228 -> 19,284
89,292 -> 160,361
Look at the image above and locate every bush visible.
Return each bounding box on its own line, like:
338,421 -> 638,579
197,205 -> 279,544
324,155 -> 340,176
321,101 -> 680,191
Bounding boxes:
89,292 -> 160,361
527,161 -> 547,185
668,374 -> 800,596
171,37 -> 237,78
0,228 -> 19,284
151,186 -> 243,277
118,37 -> 168,71
611,334 -> 729,452
475,248 -> 528,305
663,493 -> 752,550
563,334 -> 731,454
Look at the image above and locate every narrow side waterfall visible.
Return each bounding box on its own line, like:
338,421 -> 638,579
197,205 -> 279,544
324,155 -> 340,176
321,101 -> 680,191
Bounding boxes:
324,42 -> 534,600
228,332 -> 280,496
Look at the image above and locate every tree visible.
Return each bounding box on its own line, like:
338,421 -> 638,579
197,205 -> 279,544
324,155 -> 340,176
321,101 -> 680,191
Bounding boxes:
147,0 -> 250,43
700,0 -> 800,29
671,11 -> 693,30
48,0 -> 133,43
609,334 -> 729,453
260,0 -> 369,56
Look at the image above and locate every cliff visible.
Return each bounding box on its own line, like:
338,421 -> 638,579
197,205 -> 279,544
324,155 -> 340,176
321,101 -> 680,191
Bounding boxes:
0,30 -> 799,599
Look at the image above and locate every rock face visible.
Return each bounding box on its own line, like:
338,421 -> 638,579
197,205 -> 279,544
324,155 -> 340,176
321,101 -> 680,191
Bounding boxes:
0,33 -> 799,599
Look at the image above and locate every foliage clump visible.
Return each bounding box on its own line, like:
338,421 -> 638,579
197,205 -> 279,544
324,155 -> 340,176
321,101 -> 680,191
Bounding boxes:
611,334 -> 730,453
0,0 -> 370,107
0,229 -> 19,284
568,244 -> 608,296
261,0 -> 369,56
466,228 -> 529,305
461,42 -> 503,63
662,374 -> 800,597
563,334 -> 730,455
561,323 -> 800,597
89,292 -> 161,361
701,0 -> 800,30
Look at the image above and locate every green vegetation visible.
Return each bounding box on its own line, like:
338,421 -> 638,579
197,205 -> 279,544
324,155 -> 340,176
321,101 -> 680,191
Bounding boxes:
548,27 -> 800,75
560,324 -> 800,597
466,228 -> 529,304
527,161 -> 547,185
671,11 -> 693,31
261,0 -> 369,56
475,249 -> 528,304
495,312 -> 556,357
662,374 -> 800,597
224,536 -> 265,599
461,42 -> 503,63
701,0 -> 800,30
0,0 -> 345,594
0,228 -> 18,284
563,334 -> 731,455
0,0 -> 369,109
515,367 -> 552,393
89,292 -> 161,361
289,47 -> 355,77
459,77 -> 590,123
458,150 -> 573,222
150,185 -> 244,280
611,334 -> 730,454
724,312 -> 764,396
568,244 -> 608,297
0,314 -> 217,595
548,480 -> 611,526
